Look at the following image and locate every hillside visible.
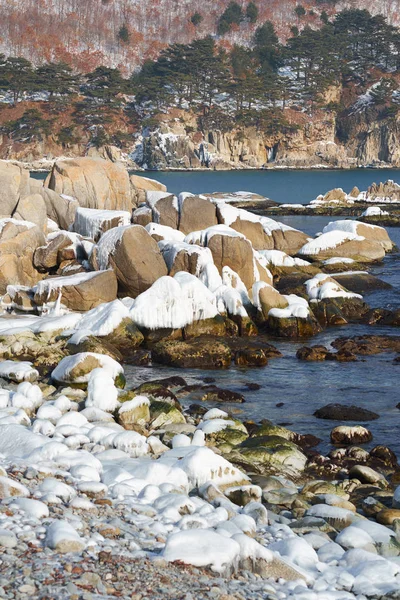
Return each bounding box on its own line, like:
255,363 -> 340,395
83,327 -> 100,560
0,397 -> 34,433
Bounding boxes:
1,0 -> 400,73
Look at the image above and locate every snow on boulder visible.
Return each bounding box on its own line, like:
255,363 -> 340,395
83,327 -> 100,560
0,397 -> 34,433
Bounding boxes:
130,272 -> 218,330
45,520 -> 85,553
92,224 -> 168,298
51,352 -> 123,385
158,240 -> 214,277
185,225 -> 270,291
0,476 -> 29,499
10,498 -> 49,519
73,207 -> 131,241
305,273 -> 362,301
70,299 -> 130,338
361,206 -> 389,217
33,270 -> 118,311
163,530 -> 241,573
86,368 -> 119,413
145,223 -> 185,243
298,229 -> 385,263
146,192 -> 179,228
178,195 -> 218,234
0,361 -> 39,382
322,219 -> 393,252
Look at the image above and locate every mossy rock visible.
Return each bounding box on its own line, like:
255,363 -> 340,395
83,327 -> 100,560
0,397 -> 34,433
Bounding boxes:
183,315 -> 227,339
252,424 -> 295,441
229,315 -> 258,337
214,427 -> 249,447
151,339 -> 232,369
234,348 -> 267,366
140,327 -> 183,345
267,314 -> 322,338
134,382 -> 179,406
311,300 -> 348,328
231,436 -> 307,473
103,318 -> 144,351
67,335 -> 123,362
114,372 -> 126,389
117,402 -> 150,429
150,400 -> 186,428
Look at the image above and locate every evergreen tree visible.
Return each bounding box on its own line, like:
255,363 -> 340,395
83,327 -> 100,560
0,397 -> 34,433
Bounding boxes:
84,66 -> 127,104
118,24 -> 130,44
35,62 -> 80,98
0,57 -> 34,105
246,2 -> 258,24
217,2 -> 243,36
191,13 -> 203,27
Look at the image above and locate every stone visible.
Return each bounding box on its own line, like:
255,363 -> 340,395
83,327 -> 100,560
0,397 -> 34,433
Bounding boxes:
257,284 -> 288,320
298,234 -> 385,263
46,157 -> 137,211
34,270 -> 118,311
93,225 -> 168,298
0,160 -> 30,217
13,193 -> 47,230
330,425 -> 372,445
34,232 -> 76,270
45,520 -> 85,553
0,529 -> 17,548
0,223 -> 45,293
150,401 -> 186,428
376,509 -> 400,526
29,179 -> 79,230
118,398 -> 150,429
0,476 -> 29,499
348,465 -> 387,485
151,339 -> 232,369
179,195 -> 218,234
314,403 -> 379,421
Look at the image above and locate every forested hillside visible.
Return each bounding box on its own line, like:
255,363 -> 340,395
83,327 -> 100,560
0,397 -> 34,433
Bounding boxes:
2,6 -> 400,169
1,0 -> 400,72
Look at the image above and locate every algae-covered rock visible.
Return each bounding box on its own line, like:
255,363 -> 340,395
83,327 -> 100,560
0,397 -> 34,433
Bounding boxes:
150,400 -> 186,429
151,339 -> 232,369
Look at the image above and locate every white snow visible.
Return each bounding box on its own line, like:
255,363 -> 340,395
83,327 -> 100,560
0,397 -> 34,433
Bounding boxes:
73,207 -> 131,240
86,368 -> 119,413
361,206 -> 389,217
269,295 -> 310,319
51,353 -> 123,384
145,223 -> 185,242
0,361 -> 38,382
130,272 -> 218,330
163,530 -> 241,572
305,273 -> 362,301
298,231 -> 365,256
259,250 -> 310,268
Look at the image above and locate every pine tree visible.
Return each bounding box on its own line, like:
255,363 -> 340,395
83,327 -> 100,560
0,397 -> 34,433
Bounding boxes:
35,62 -> 80,98
0,57 -> 34,105
118,24 -> 130,44
246,2 -> 258,24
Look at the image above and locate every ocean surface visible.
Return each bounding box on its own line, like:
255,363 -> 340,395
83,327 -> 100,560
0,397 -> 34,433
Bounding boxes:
33,169 -> 400,456
33,167 -> 400,205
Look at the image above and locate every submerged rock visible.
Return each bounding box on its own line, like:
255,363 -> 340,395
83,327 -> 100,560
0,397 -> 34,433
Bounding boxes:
314,403 -> 379,421
151,339 -> 232,369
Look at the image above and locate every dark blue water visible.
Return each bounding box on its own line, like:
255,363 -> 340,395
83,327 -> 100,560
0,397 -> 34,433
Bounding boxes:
33,168 -> 400,205
129,169 -> 400,204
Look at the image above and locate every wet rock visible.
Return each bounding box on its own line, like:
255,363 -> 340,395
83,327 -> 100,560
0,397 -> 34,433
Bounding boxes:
332,272 -> 392,295
376,509 -> 400,526
332,334 -> 400,355
296,345 -> 329,361
314,403 -> 379,421
267,312 -> 322,338
151,339 -> 232,369
348,465 -> 387,485
330,425 -> 373,445
201,388 -> 245,403
234,348 -> 268,366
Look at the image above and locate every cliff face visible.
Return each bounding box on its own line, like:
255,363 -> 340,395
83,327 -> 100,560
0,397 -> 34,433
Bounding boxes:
4,105 -> 400,171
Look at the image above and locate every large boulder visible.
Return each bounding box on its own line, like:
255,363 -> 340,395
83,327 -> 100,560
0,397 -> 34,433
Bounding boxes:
159,241 -> 213,277
298,230 -> 385,263
178,195 -> 218,234
185,225 -> 271,291
29,179 -> 79,230
33,270 -> 118,311
34,232 -> 80,271
253,283 -> 289,321
13,194 -> 47,231
92,225 -> 168,298
45,157 -> 136,211
0,221 -> 44,293
216,203 -> 309,254
73,207 -> 131,241
152,339 -> 232,368
147,193 -> 179,229
0,161 -> 30,217
322,220 -> 393,252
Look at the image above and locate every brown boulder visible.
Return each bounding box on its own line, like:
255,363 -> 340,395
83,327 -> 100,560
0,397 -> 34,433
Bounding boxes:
256,284 -> 288,320
45,157 -> 136,211
34,270 -> 118,311
34,232 -> 76,271
0,161 -> 30,217
298,233 -> 385,263
147,193 -> 179,229
29,179 -> 79,229
93,225 -> 168,298
179,195 -> 218,234
0,223 -> 45,293
13,194 -> 47,230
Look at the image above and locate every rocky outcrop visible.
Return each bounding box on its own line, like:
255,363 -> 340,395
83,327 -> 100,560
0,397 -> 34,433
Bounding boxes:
0,222 -> 45,293
93,225 -> 168,298
45,157 -> 137,211
0,161 -> 30,217
33,270 -> 118,311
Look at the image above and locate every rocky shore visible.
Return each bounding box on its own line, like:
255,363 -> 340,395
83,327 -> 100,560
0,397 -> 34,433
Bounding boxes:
0,156 -> 399,598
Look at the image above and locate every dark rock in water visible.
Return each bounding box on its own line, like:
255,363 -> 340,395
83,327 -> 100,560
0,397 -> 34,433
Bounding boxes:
151,338 -> 231,369
296,345 -> 357,362
235,348 -> 268,366
203,377 -> 216,384
124,349 -> 151,366
314,403 -> 379,421
245,382 -> 261,391
362,308 -> 394,325
267,313 -> 322,338
332,335 -> 400,355
311,300 -> 348,328
148,375 -> 187,389
369,445 -> 398,467
134,382 -> 180,407
201,387 -> 245,403
332,272 -> 392,295
297,346 -> 329,361
276,402 -> 284,407
358,215 -> 400,227
187,403 -> 208,416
